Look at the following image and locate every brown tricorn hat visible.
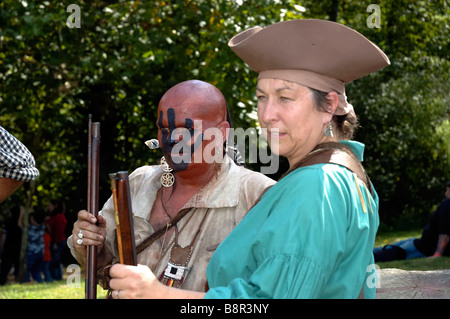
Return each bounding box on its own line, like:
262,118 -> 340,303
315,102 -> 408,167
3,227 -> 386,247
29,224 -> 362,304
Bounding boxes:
228,19 -> 390,115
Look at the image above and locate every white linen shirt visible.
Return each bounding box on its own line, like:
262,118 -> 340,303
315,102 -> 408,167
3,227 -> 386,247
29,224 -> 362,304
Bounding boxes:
68,155 -> 274,291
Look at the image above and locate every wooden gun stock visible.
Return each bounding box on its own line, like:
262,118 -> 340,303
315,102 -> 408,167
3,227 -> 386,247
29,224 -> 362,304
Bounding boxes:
86,117 -> 100,299
113,171 -> 137,265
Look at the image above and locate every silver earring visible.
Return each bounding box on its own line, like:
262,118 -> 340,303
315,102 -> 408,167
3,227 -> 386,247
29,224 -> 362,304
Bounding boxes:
160,157 -> 174,187
324,122 -> 334,138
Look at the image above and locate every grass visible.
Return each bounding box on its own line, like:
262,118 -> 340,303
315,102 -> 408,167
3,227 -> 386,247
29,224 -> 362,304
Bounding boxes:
1,230 -> 449,298
0,279 -> 106,299
0,269 -> 108,299
374,229 -> 423,247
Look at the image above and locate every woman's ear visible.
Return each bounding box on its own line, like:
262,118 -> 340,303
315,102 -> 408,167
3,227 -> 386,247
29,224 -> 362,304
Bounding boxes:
327,91 -> 339,114
322,91 -> 339,124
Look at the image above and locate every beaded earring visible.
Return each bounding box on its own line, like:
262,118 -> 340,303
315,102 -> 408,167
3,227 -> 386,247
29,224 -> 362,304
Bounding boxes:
324,121 -> 334,138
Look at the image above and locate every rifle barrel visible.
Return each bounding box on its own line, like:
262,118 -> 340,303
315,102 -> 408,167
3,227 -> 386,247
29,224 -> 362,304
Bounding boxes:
85,121 -> 100,299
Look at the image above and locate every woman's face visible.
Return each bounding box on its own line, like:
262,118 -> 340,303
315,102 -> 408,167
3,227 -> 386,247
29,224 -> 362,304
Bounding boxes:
256,78 -> 332,167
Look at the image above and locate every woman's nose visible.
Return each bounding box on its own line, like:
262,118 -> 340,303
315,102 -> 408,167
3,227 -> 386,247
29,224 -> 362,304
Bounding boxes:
259,98 -> 279,124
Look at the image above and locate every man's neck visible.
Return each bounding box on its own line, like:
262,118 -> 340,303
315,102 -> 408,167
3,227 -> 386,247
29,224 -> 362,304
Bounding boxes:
173,164 -> 217,192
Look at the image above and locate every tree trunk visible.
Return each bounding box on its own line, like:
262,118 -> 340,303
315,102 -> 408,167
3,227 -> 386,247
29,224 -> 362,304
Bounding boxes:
329,0 -> 340,22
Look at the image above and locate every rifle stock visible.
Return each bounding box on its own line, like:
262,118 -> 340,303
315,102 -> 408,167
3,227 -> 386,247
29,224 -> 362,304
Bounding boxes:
85,118 -> 100,299
114,171 -> 137,265
109,173 -> 124,264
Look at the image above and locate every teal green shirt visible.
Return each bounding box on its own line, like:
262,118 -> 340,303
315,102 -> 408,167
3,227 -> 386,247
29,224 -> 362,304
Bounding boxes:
205,141 -> 379,299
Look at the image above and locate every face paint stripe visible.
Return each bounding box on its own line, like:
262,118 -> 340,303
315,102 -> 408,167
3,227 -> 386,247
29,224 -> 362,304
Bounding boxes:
159,107 -> 204,172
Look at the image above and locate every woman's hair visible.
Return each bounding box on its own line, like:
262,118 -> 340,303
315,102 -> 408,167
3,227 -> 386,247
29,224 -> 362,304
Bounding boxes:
309,88 -> 359,140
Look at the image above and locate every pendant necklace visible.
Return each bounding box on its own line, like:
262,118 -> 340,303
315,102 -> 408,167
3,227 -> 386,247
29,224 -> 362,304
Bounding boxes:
157,187 -> 210,288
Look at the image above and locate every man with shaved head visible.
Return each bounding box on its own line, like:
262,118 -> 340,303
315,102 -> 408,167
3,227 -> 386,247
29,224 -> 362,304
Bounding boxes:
68,80 -> 274,294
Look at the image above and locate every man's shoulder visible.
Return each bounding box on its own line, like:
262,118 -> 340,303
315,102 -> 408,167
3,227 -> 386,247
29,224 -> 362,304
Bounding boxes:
130,164 -> 159,175
128,165 -> 160,185
237,166 -> 276,188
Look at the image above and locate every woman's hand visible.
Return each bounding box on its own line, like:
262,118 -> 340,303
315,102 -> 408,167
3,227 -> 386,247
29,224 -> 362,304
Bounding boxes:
109,264 -> 206,299
109,264 -> 166,299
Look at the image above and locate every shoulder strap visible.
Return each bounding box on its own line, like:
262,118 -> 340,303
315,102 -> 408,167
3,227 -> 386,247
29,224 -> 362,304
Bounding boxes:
292,142 -> 373,195
248,142 -> 373,211
136,207 -> 192,255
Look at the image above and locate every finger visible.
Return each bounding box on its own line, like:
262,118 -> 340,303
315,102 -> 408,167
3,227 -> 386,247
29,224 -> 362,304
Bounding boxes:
112,288 -> 130,300
109,263 -> 128,279
77,210 -> 97,224
73,221 -> 104,239
96,214 -> 107,228
109,277 -> 127,292
72,221 -> 104,245
75,231 -> 104,246
72,233 -> 103,247
74,219 -> 101,232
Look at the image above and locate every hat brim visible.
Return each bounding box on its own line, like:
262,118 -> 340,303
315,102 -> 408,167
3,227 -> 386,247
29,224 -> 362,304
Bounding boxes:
228,19 -> 390,84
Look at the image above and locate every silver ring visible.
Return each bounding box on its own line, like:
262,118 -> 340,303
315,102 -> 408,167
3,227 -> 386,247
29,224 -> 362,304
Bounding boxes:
76,238 -> 83,245
77,229 -> 84,239
115,290 -> 120,299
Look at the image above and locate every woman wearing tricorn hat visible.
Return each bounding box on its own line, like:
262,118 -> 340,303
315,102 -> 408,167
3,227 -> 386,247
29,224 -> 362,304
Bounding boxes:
109,19 -> 390,299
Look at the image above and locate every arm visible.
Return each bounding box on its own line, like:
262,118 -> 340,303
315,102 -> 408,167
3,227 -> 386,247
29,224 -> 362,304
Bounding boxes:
432,234 -> 450,257
0,178 -> 23,203
109,264 -> 205,299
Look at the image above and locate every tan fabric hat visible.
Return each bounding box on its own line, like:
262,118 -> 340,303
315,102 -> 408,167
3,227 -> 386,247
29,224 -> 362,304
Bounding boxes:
228,19 -> 390,115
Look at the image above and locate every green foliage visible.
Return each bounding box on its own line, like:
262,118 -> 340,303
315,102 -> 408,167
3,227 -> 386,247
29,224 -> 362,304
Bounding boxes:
0,0 -> 448,230
346,0 -> 450,227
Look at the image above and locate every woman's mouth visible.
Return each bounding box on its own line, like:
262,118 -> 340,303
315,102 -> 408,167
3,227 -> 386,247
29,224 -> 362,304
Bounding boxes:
268,130 -> 287,138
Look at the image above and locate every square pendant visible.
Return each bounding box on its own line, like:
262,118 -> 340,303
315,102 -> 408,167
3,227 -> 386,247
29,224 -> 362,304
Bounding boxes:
164,262 -> 187,281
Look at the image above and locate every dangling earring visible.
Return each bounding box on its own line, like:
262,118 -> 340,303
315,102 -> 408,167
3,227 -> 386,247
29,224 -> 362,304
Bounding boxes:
160,157 -> 174,187
324,121 -> 334,138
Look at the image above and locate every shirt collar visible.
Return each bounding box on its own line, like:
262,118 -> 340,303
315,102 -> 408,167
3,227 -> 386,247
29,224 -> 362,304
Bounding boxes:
340,140 -> 365,162
151,155 -> 241,210
183,155 -> 241,209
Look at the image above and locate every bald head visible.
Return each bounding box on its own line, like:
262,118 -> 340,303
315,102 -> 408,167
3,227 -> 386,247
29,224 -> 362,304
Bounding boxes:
158,80 -> 227,124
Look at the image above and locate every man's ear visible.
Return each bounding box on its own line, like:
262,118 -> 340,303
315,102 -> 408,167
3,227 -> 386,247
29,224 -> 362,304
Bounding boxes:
217,120 -> 230,144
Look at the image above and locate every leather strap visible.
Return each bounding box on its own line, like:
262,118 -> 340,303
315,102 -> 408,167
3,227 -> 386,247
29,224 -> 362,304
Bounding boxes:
292,142 -> 373,195
136,207 -> 192,255
251,142 -> 373,210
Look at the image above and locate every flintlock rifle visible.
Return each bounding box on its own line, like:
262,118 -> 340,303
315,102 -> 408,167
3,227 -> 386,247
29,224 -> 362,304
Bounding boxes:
85,116 -> 137,299
109,171 -> 137,266
86,115 -> 100,299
